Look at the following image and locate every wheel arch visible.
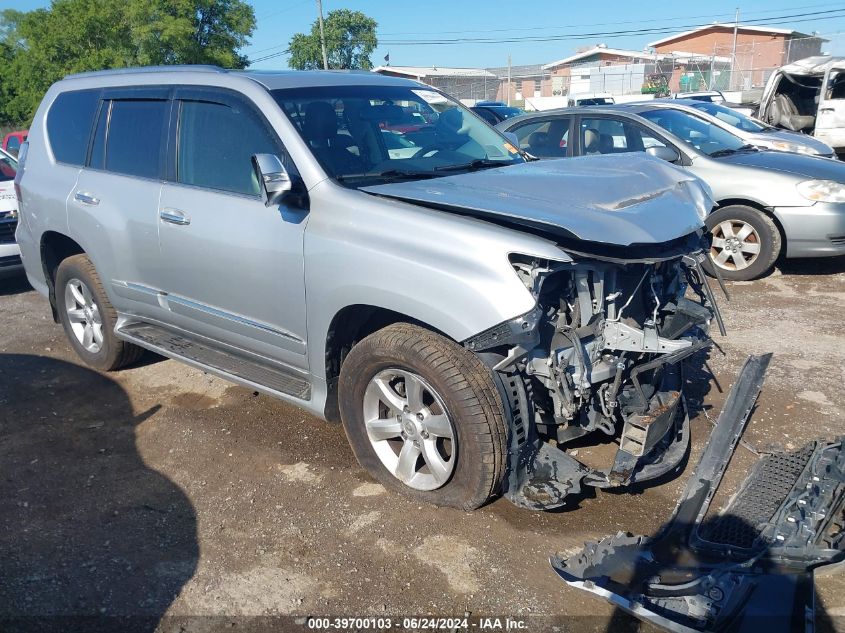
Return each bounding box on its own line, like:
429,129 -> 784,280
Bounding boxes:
40,231 -> 86,322
322,304 -> 452,422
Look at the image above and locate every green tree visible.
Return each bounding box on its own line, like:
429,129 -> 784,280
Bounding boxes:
0,0 -> 255,126
287,9 -> 377,71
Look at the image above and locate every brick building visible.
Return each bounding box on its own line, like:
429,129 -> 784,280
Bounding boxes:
541,45 -> 664,96
648,24 -> 826,90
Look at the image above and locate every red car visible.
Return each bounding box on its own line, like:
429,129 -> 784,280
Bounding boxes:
2,130 -> 28,156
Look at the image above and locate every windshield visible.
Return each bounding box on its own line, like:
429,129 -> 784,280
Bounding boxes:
272,85 -> 524,185
688,101 -> 768,133
639,108 -> 747,156
0,151 -> 17,182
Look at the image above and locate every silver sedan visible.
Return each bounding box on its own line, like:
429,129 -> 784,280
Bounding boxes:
498,104 -> 845,280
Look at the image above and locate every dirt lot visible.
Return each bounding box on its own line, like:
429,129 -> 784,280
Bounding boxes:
1,258 -> 844,632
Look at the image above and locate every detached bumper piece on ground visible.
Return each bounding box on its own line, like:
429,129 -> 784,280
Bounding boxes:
551,354 -> 845,632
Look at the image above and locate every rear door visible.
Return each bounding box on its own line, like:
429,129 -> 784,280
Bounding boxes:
815,64 -> 845,149
156,87 -> 309,369
70,89 -> 170,317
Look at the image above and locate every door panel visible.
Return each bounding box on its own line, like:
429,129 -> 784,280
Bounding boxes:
157,91 -> 308,369
72,95 -> 170,317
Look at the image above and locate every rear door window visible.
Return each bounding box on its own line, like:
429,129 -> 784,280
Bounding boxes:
103,99 -> 169,179
46,90 -> 100,165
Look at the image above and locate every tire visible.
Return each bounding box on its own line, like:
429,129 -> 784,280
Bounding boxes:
55,254 -> 144,371
702,205 -> 781,281
338,323 -> 507,510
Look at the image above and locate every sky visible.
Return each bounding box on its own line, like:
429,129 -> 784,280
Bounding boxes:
7,0 -> 845,69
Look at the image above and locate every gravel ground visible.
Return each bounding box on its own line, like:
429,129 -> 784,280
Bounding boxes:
1,257 -> 844,633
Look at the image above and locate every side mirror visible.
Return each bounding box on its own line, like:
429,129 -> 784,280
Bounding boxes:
503,132 -> 519,146
646,146 -> 681,163
252,153 -> 292,207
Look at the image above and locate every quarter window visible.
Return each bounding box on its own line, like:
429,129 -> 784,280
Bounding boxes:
103,99 -> 168,179
177,99 -> 281,196
47,90 -> 100,165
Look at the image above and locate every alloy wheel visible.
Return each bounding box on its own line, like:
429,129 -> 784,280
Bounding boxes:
64,278 -> 104,354
710,220 -> 761,272
362,368 -> 456,491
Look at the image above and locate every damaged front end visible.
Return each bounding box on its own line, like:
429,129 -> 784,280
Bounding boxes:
551,354 -> 845,632
465,232 -> 723,510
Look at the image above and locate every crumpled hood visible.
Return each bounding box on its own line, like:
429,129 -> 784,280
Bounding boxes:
716,149 -> 845,181
361,154 -> 710,246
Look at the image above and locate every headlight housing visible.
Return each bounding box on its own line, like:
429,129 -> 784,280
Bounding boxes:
796,179 -> 845,203
769,140 -> 826,156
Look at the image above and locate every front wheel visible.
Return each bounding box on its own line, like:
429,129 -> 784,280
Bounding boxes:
338,323 -> 507,510
702,205 -> 781,281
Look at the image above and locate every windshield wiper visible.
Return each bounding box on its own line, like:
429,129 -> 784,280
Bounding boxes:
336,169 -> 439,183
708,144 -> 758,158
433,159 -> 512,172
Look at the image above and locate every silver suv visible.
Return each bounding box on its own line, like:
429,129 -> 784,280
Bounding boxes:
16,66 -> 717,511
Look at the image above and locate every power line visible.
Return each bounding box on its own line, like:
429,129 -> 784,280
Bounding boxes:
247,9 -> 845,64
375,9 -> 845,45
376,2 -> 844,36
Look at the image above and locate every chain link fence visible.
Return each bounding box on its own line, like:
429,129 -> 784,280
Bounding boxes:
417,32 -> 843,108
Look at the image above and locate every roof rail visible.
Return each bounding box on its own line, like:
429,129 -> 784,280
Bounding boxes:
64,65 -> 229,80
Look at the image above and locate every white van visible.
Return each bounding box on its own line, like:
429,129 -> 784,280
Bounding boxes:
758,55 -> 845,155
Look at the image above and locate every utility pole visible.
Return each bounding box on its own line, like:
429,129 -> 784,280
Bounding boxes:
507,54 -> 512,106
316,0 -> 328,70
731,7 -> 739,90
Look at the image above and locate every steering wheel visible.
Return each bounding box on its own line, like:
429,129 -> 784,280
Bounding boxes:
411,144 -> 444,158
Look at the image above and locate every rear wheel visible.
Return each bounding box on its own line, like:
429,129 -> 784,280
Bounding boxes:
338,323 -> 507,510
56,254 -> 143,371
703,205 -> 781,281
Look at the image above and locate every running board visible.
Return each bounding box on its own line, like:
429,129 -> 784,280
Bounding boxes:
116,321 -> 311,400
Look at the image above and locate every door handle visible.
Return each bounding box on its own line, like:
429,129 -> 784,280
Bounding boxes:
74,191 -> 100,206
159,208 -> 191,226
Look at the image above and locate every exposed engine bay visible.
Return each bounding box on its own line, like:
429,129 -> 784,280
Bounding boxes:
465,237 -> 723,510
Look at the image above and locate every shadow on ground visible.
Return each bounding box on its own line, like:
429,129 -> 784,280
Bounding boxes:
776,255 -> 845,277
0,354 -> 198,632
0,274 -> 32,296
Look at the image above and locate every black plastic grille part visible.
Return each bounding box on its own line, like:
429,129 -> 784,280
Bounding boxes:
0,219 -> 17,244
699,444 -> 815,549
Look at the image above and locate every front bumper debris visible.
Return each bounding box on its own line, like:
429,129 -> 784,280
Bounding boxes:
550,354 -> 845,632
504,342 -> 709,510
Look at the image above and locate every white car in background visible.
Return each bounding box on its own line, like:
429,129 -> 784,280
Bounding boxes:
0,147 -> 22,278
672,90 -> 755,116
566,92 -> 615,106
660,99 -> 836,158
